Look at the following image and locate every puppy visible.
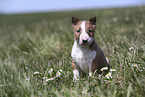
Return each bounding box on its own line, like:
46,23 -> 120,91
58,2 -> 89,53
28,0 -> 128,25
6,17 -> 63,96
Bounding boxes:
71,17 -> 110,80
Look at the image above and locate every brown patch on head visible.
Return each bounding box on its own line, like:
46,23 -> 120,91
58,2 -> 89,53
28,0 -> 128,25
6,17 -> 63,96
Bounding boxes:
85,21 -> 96,37
72,17 -> 97,42
72,21 -> 83,42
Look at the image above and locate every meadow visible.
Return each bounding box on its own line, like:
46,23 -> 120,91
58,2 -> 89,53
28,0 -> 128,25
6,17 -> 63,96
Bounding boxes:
0,7 -> 145,97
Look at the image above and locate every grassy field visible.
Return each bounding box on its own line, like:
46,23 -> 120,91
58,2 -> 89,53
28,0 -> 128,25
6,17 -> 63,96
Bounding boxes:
0,7 -> 145,97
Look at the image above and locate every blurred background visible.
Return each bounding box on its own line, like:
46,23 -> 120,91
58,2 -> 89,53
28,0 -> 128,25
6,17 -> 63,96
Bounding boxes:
0,0 -> 145,14
0,0 -> 145,96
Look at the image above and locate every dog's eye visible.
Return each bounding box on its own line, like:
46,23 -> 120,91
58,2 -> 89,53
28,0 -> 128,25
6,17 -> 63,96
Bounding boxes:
76,28 -> 81,33
77,30 -> 80,32
89,29 -> 93,32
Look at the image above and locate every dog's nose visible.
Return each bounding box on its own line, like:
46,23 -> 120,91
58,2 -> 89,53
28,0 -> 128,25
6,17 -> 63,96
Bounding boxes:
82,39 -> 88,43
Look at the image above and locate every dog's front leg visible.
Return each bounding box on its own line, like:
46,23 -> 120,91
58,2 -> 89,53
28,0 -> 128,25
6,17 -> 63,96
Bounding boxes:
72,62 -> 79,81
73,69 -> 79,81
89,65 -> 93,77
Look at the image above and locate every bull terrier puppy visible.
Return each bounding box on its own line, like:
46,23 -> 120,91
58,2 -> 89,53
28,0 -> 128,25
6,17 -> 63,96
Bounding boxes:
71,17 -> 110,80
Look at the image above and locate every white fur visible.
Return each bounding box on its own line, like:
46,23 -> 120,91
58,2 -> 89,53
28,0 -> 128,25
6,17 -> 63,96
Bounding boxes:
73,69 -> 79,81
71,41 -> 96,74
79,21 -> 93,45
72,21 -> 96,80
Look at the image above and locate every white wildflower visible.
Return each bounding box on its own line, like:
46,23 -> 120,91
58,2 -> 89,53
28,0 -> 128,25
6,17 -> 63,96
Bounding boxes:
56,71 -> 61,77
105,72 -> 112,79
59,69 -> 62,72
26,78 -> 30,81
43,77 -> 48,79
46,77 -> 55,81
129,47 -> 134,50
34,71 -> 40,75
127,52 -> 131,55
110,69 -> 116,72
132,64 -> 138,68
100,67 -> 108,71
48,68 -> 53,73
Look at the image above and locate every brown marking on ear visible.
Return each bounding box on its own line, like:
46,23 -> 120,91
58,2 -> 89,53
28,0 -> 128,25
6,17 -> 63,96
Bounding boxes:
89,17 -> 97,25
72,17 -> 79,26
72,61 -> 76,70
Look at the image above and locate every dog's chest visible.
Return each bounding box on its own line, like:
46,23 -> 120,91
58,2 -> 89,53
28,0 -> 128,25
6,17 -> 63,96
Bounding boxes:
71,42 -> 96,73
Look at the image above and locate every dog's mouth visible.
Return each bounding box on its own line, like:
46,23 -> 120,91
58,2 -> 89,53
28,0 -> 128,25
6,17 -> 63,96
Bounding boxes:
81,42 -> 89,45
79,41 -> 92,46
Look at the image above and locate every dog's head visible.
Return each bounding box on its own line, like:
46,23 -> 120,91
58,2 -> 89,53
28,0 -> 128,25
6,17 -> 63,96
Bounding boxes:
72,17 -> 96,46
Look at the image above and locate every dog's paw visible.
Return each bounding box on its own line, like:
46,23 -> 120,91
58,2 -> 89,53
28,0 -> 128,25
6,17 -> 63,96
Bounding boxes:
89,72 -> 93,77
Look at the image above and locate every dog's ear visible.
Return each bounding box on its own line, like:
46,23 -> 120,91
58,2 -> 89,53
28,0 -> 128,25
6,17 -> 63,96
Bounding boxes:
72,17 -> 79,26
89,17 -> 97,25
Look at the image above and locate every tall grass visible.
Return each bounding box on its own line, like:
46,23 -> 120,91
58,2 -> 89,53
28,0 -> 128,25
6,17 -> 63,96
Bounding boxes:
0,7 -> 145,96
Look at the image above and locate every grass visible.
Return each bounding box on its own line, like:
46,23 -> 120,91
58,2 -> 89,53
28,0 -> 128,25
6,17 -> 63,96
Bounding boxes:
0,7 -> 145,96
